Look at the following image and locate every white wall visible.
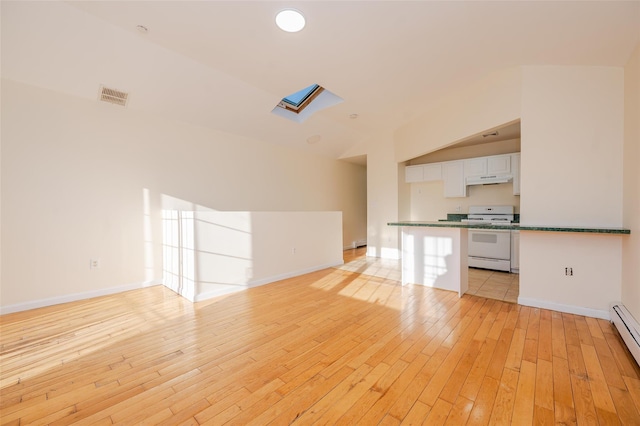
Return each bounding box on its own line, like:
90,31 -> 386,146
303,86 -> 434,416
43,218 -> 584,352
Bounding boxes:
366,133 -> 401,259
0,79 -> 366,312
519,66 -> 625,317
165,210 -> 343,302
622,44 -> 640,322
395,67 -> 522,162
520,66 -> 624,227
519,232 -> 622,318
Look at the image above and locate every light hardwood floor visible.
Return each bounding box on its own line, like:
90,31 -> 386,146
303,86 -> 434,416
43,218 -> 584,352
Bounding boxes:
1,248 -> 639,425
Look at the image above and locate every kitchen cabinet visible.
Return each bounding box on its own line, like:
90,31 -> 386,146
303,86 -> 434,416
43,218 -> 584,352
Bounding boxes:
404,152 -> 519,197
405,165 -> 424,183
463,158 -> 487,178
464,154 -> 511,178
488,154 -> 511,175
404,163 -> 442,183
511,153 -> 521,195
442,160 -> 466,198
423,163 -> 442,181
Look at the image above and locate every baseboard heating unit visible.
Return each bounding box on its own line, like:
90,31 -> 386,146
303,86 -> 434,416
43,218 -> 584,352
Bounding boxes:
610,303 -> 640,366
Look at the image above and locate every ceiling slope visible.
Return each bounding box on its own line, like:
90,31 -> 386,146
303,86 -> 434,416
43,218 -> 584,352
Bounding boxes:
2,1 -> 639,159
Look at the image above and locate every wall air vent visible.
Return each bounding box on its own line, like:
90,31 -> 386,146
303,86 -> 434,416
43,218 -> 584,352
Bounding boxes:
99,86 -> 129,107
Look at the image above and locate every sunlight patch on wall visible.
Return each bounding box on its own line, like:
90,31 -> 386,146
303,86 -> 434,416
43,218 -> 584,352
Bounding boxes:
403,234 -> 452,286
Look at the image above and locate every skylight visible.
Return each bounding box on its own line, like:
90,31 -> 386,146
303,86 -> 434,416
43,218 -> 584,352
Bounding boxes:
272,83 -> 343,124
277,84 -> 323,113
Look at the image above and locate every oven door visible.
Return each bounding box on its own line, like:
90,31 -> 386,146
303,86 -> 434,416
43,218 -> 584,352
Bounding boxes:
468,229 -> 511,260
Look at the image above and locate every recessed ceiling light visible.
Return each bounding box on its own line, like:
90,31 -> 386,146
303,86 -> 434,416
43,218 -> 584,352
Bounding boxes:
276,9 -> 305,33
349,113 -> 359,119
136,25 -> 149,34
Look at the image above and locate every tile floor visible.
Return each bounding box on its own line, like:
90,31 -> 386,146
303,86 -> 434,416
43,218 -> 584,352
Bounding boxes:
466,267 -> 519,303
337,247 -> 519,303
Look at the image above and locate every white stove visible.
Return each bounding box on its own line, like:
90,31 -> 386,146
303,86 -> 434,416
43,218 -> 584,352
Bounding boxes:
461,205 -> 514,225
464,206 -> 515,272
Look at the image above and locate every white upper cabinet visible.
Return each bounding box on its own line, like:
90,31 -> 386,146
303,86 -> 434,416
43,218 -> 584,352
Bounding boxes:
404,152 -> 520,197
442,160 -> 466,198
487,154 -> 511,175
404,163 -> 442,183
463,157 -> 488,178
405,164 -> 424,183
464,154 -> 511,178
423,163 -> 442,181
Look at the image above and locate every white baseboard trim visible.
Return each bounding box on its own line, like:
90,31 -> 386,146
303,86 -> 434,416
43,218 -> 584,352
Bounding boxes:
195,285 -> 254,302
0,280 -> 162,315
195,260 -> 344,303
343,240 -> 367,250
518,297 -> 610,320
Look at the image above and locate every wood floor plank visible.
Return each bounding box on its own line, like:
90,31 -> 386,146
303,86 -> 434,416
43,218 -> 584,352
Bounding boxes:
399,400 -> 431,425
311,362 -> 390,425
537,310 -> 553,362
2,248 -> 639,425
387,346 -> 450,421
575,316 -> 595,346
534,358 -> 554,412
585,316 -> 605,340
623,376 -> 640,418
466,376 -> 500,426
566,343 -> 588,378
593,335 -> 628,390
505,327 -> 526,372
581,343 -> 618,415
355,353 -> 430,425
552,355 -> 575,410
488,367 -> 519,425
533,405 -> 555,426
603,332 -> 640,380
512,359 -> 536,424
485,327 -> 514,381
570,373 -> 599,426
609,385 -> 640,425
459,338 -> 498,402
423,397 -> 452,426
443,395 -> 474,425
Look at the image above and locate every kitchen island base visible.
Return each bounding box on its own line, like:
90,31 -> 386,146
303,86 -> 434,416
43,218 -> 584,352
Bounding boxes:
401,226 -> 468,297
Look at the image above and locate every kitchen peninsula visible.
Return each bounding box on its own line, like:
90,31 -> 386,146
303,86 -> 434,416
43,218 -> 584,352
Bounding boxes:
388,221 -> 630,296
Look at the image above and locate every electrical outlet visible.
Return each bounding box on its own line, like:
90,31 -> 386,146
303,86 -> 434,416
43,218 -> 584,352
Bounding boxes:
565,267 -> 573,276
292,247 -> 296,255
90,258 -> 101,269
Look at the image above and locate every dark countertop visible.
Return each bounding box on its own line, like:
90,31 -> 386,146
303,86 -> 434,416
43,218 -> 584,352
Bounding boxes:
387,221 -> 630,235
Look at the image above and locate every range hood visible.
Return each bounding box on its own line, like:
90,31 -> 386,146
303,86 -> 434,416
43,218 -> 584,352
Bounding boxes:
466,174 -> 513,185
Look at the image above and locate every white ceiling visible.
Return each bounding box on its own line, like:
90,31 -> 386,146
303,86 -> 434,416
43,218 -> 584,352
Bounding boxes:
2,1 -> 638,161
